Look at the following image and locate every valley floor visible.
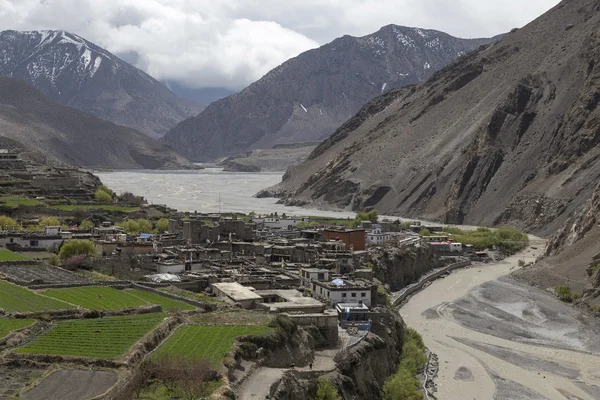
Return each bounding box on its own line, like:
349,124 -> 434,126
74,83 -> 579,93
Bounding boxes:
401,237 -> 600,400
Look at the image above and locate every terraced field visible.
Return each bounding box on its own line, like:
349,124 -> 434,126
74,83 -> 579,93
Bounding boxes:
124,289 -> 195,311
153,325 -> 271,364
43,286 -> 148,310
0,248 -> 29,261
16,314 -> 166,358
0,281 -> 73,313
0,318 -> 35,339
43,286 -> 195,311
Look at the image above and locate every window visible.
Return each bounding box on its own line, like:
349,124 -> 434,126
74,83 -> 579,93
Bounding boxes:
351,293 -> 357,298
320,287 -> 323,294
318,273 -> 325,280
30,240 -> 39,247
342,293 -> 347,298
327,292 -> 330,298
361,292 -> 366,297
9,238 -> 13,243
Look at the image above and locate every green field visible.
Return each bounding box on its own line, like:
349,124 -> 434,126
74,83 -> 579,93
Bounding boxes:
51,205 -> 139,212
0,318 -> 35,339
153,325 -> 271,364
0,196 -> 41,208
125,289 -> 195,311
0,248 -> 30,261
43,286 -> 148,310
0,281 -> 73,313
16,314 -> 165,358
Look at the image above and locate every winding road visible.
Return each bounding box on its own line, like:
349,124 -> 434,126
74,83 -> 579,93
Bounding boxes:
401,238 -> 600,400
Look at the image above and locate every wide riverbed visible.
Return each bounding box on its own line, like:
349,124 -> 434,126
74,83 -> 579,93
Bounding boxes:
96,169 -> 356,218
401,238 -> 600,400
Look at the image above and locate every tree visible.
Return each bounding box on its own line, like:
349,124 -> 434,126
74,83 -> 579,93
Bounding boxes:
156,218 -> 169,233
95,189 -> 112,203
97,185 -> 113,196
120,219 -> 152,234
314,378 -> 341,400
79,219 -> 94,229
39,217 -> 60,227
137,219 -> 152,233
400,221 -> 412,230
356,210 -> 379,223
0,216 -> 19,230
58,239 -> 96,260
419,228 -> 431,237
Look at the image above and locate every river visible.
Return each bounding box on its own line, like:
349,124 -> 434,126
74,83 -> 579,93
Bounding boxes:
96,168 -> 356,218
401,237 -> 600,400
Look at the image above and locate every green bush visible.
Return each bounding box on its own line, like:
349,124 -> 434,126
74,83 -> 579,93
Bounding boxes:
382,327 -> 426,400
313,378 -> 341,400
0,215 -> 19,230
441,225 -> 528,251
156,218 -> 169,233
79,219 -> 94,229
592,264 -> 600,274
95,189 -> 112,203
119,219 -> 153,234
98,185 -> 114,196
555,285 -> 572,302
356,210 -> 379,223
58,239 -> 96,260
419,228 -> 431,237
400,222 -> 412,230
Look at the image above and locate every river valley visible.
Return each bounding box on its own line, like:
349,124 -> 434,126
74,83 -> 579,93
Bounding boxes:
401,237 -> 600,400
98,170 -> 600,399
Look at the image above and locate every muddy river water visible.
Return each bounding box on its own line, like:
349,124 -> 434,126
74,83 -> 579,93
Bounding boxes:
401,237 -> 600,400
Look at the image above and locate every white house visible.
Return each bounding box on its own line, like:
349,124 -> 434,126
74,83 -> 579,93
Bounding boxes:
311,278 -> 375,307
253,217 -> 309,230
299,268 -> 330,283
366,225 -> 394,245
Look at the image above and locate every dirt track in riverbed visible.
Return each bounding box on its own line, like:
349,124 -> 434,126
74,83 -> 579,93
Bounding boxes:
401,237 -> 600,400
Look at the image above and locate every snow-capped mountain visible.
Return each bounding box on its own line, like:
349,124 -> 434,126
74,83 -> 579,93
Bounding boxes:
162,25 -> 497,161
0,30 -> 203,138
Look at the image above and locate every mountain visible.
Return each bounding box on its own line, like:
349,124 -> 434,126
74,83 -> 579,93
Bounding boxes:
162,81 -> 235,105
265,0 -> 600,240
162,25 -> 496,161
0,30 -> 203,139
0,78 -> 197,169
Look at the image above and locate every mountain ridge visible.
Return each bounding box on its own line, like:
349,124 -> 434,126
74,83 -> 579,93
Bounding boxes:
162,24 -> 497,161
264,0 -> 600,240
0,29 -> 203,138
0,77 -> 197,169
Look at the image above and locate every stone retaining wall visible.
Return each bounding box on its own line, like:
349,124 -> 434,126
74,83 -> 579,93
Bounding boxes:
393,260 -> 472,307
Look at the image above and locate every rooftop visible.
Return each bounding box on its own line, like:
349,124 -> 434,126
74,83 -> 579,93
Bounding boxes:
211,282 -> 262,302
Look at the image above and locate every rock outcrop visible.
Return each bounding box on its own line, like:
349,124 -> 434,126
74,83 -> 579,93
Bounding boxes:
267,0 -> 600,238
370,242 -> 440,291
162,26 -> 496,161
0,30 -> 203,139
268,309 -> 405,400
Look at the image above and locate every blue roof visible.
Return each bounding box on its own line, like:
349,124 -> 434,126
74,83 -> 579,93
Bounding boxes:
139,233 -> 155,238
331,278 -> 346,287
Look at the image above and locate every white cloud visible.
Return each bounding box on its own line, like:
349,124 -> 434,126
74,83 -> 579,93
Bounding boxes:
0,0 -> 559,90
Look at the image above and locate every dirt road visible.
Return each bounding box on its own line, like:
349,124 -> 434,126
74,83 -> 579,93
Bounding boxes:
401,237 -> 600,400
236,348 -> 338,400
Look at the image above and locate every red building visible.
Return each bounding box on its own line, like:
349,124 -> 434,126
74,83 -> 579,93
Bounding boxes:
323,228 -> 366,251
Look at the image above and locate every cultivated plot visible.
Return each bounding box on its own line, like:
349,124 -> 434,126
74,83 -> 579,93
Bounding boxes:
124,289 -> 195,311
43,286 -> 148,310
16,314 -> 166,358
153,325 -> 271,365
0,318 -> 35,339
0,248 -> 30,261
0,281 -> 73,313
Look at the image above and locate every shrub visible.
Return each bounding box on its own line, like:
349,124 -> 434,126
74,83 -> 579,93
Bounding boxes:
572,292 -> 581,300
62,255 -> 87,270
118,191 -> 145,206
355,210 -> 379,223
518,260 -> 525,267
400,221 -> 412,230
120,219 -> 152,234
555,285 -> 572,302
419,228 -> 431,237
156,218 -> 169,233
95,189 -> 112,203
314,378 -> 341,400
382,327 -> 426,400
39,217 -> 60,227
0,216 -> 19,230
58,239 -> 96,260
79,219 -> 94,229
98,185 -> 113,196
48,255 -> 59,266
592,264 -> 600,274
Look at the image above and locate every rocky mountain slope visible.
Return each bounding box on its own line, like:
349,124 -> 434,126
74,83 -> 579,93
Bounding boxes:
162,25 -> 495,161
267,0 -> 600,241
0,78 -> 196,169
0,30 -> 203,139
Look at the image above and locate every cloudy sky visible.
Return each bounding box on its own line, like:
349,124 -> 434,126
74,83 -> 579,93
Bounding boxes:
0,0 -> 559,91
